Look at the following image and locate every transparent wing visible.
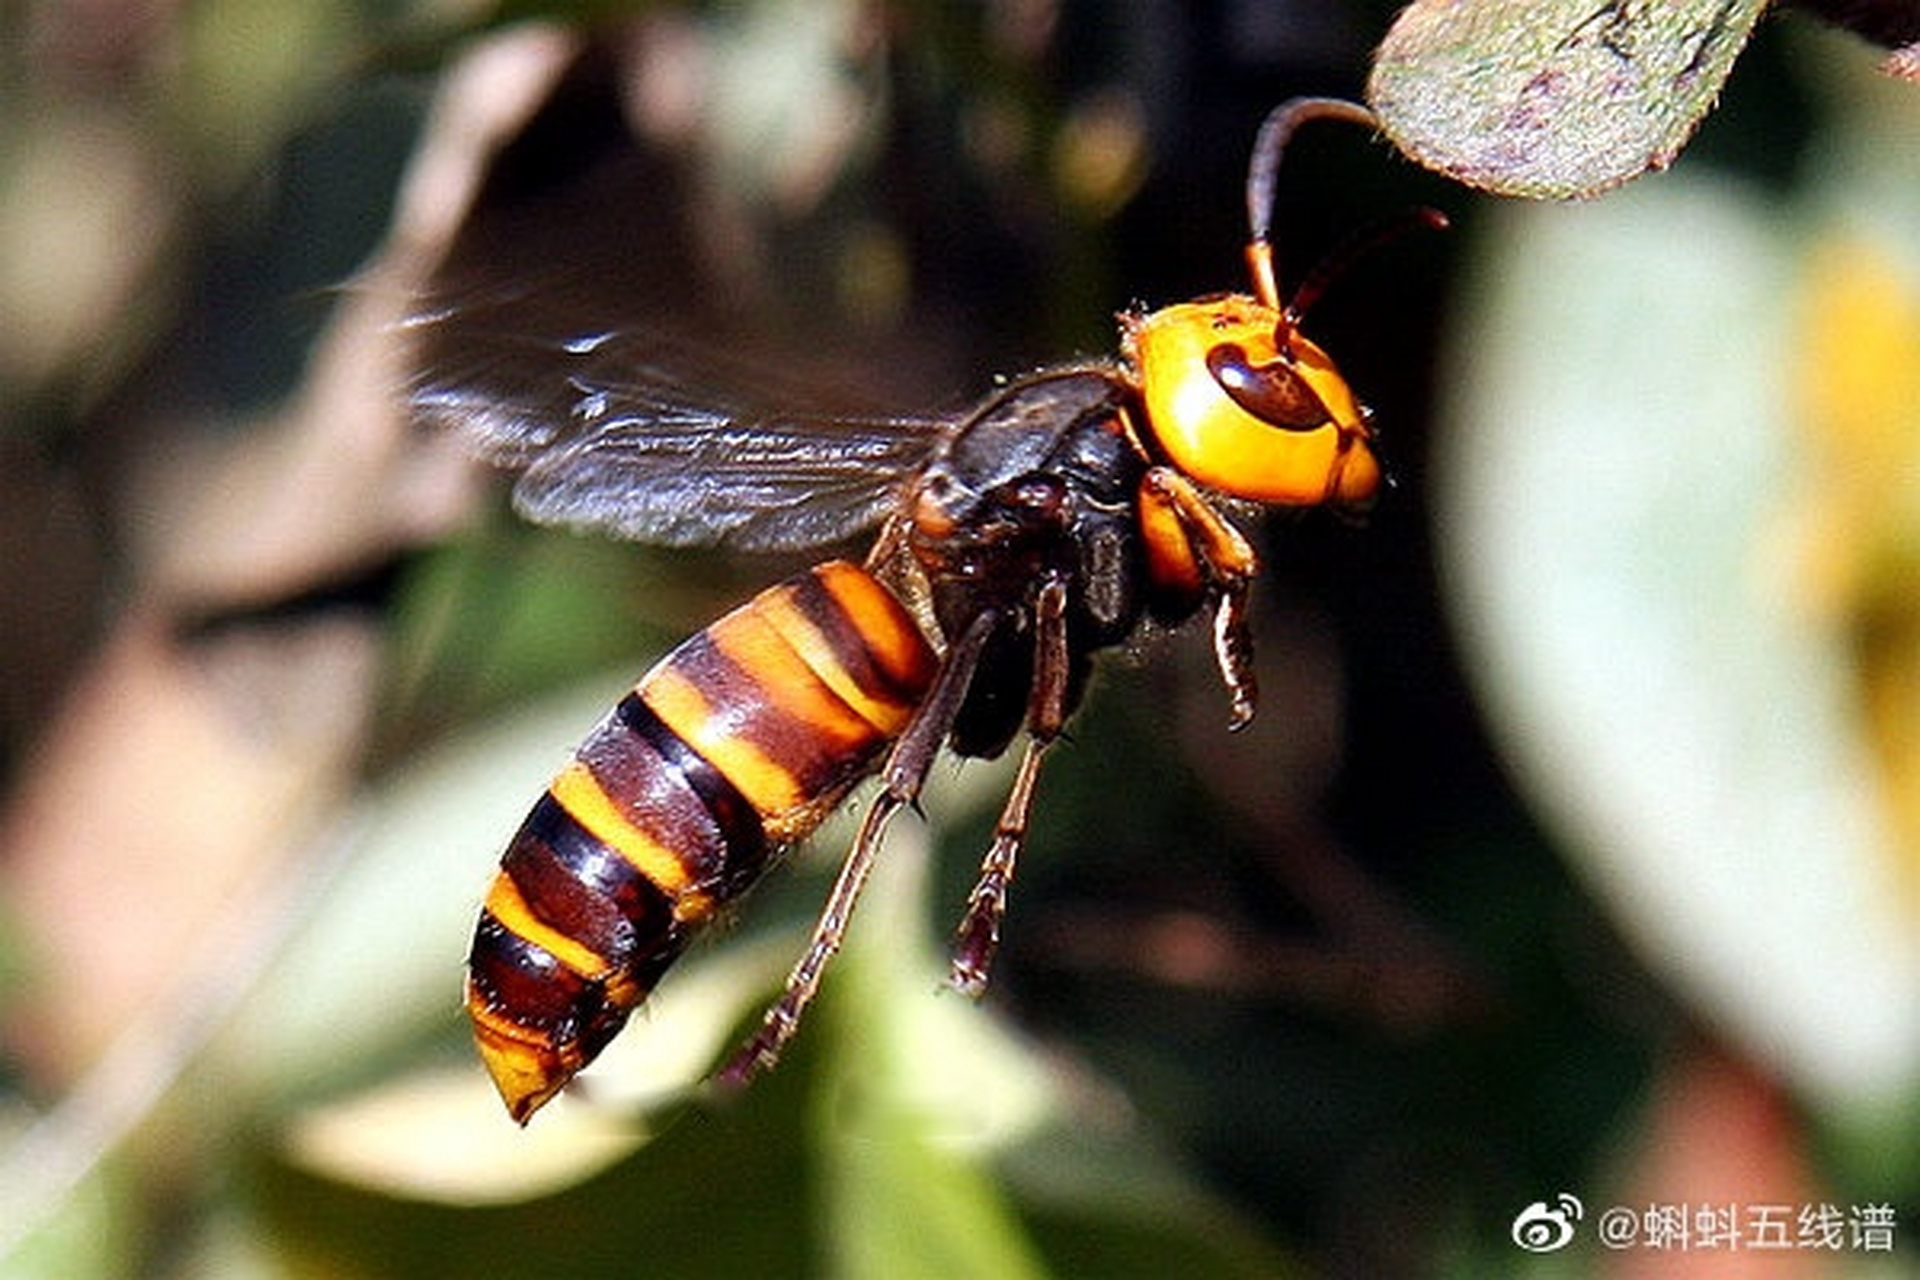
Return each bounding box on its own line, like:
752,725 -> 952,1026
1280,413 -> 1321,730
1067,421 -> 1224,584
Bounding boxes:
407,302 -> 952,553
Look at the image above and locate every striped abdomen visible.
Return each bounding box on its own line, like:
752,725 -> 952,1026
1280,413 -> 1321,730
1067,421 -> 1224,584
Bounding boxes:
465,560 -> 940,1121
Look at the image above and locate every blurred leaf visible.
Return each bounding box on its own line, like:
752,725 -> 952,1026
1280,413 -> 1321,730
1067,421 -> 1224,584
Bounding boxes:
1432,39 -> 1920,1123
215,675 -> 635,1099
275,927 -> 800,1203
1789,0 -> 1920,56
255,735 -> 1295,1277
1789,41 -> 1920,911
809,793 -> 1052,1280
285,1066 -> 651,1202
1368,0 -> 1768,197
0,1117 -> 129,1280
819,1090 -> 1049,1280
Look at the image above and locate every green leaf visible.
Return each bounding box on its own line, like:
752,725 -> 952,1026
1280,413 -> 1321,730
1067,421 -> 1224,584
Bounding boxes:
255,751 -> 1299,1277
1430,78 -> 1920,1115
810,804 -> 1052,1280
1368,0 -> 1769,198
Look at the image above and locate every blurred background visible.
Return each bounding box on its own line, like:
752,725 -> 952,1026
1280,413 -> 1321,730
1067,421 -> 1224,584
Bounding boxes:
1,1 -> 1917,1276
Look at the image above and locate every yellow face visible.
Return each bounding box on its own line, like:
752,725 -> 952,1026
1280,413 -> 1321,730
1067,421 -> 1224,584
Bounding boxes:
1123,294 -> 1381,509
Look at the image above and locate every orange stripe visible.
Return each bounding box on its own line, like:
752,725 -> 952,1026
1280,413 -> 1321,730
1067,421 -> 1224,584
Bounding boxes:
549,760 -> 697,897
465,994 -> 577,1124
484,873 -> 610,979
812,562 -> 941,706
707,605 -> 878,751
757,591 -> 892,729
641,666 -> 808,819
763,571 -> 926,734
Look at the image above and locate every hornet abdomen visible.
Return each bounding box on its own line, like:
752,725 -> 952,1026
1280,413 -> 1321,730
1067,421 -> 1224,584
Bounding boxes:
464,560 -> 939,1121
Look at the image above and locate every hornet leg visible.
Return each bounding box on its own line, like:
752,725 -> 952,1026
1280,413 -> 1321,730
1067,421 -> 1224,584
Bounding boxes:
718,610 -> 999,1087
950,573 -> 1071,994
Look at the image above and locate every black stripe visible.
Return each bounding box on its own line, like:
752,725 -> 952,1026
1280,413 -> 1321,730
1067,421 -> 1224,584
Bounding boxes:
670,628 -> 866,794
520,792 -> 678,935
506,805 -> 650,964
614,690 -> 769,874
788,568 -> 923,711
468,911 -> 659,1060
468,912 -> 596,1034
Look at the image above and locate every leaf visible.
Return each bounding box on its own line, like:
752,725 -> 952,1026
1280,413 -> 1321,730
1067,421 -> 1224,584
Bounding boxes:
257,754 -> 1299,1277
1368,0 -> 1769,198
1431,137 -> 1920,1111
